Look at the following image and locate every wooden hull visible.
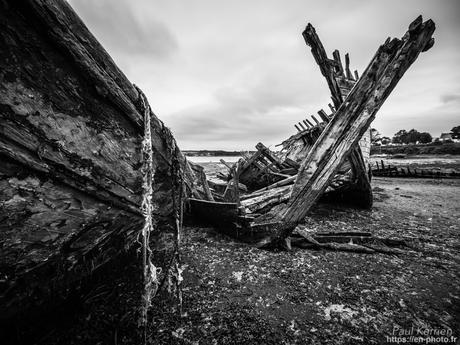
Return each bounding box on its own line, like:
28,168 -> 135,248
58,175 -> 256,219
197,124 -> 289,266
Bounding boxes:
189,198 -> 239,227
188,198 -> 282,244
0,0 -> 198,328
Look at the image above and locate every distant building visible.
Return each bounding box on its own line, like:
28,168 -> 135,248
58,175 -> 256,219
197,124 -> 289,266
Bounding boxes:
440,133 -> 452,141
439,133 -> 460,143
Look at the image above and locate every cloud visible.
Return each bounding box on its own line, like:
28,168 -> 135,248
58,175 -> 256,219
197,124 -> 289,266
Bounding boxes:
441,94 -> 460,104
166,68 -> 327,150
70,0 -> 178,59
67,0 -> 460,149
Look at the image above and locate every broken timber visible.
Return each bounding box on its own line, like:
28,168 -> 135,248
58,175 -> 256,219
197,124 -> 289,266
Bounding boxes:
232,142 -> 297,191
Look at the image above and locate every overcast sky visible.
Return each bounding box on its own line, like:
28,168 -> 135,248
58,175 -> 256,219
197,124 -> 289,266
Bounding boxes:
70,0 -> 460,150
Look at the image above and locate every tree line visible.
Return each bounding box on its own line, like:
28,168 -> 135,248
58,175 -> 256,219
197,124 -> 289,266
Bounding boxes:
371,126 -> 460,145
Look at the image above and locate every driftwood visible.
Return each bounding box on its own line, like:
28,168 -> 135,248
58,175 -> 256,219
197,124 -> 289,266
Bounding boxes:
292,229 -> 408,255
252,16 -> 435,245
0,0 -> 199,335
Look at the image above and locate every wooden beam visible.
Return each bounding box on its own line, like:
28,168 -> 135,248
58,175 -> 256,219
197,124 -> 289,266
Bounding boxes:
345,53 -> 353,80
303,24 -> 343,108
241,185 -> 291,213
219,159 -> 233,171
250,175 -> 297,194
305,118 -> 315,127
311,115 -> 321,125
317,109 -> 330,123
332,49 -> 345,77
256,142 -> 284,169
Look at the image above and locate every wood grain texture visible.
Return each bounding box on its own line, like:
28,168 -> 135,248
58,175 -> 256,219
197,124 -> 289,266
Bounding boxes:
0,0 -> 198,320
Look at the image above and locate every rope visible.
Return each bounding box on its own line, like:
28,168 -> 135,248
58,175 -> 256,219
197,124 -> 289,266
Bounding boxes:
135,84 -> 185,338
171,150 -> 184,316
135,86 -> 160,336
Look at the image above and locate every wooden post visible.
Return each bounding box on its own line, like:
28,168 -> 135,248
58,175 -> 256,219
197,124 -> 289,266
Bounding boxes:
317,110 -> 330,123
305,118 -> 315,127
345,53 -> 353,80
332,50 -> 345,77
303,23 -> 343,108
311,115 -> 321,125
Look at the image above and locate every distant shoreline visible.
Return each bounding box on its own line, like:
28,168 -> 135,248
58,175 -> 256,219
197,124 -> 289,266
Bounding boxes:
183,142 -> 460,157
183,150 -> 256,157
370,142 -> 460,156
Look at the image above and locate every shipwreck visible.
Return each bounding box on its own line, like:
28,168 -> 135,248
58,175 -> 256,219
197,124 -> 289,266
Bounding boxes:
0,0 -> 435,342
189,17 -> 436,247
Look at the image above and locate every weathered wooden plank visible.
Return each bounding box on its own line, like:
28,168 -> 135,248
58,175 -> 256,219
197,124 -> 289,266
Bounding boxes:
302,23 -> 343,108
250,175 -> 297,194
241,185 -> 291,213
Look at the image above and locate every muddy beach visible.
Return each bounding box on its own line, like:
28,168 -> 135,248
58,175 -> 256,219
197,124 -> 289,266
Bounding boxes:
146,168 -> 460,344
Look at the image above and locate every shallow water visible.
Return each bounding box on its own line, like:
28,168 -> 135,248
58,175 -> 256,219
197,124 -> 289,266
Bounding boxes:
186,155 -> 242,164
